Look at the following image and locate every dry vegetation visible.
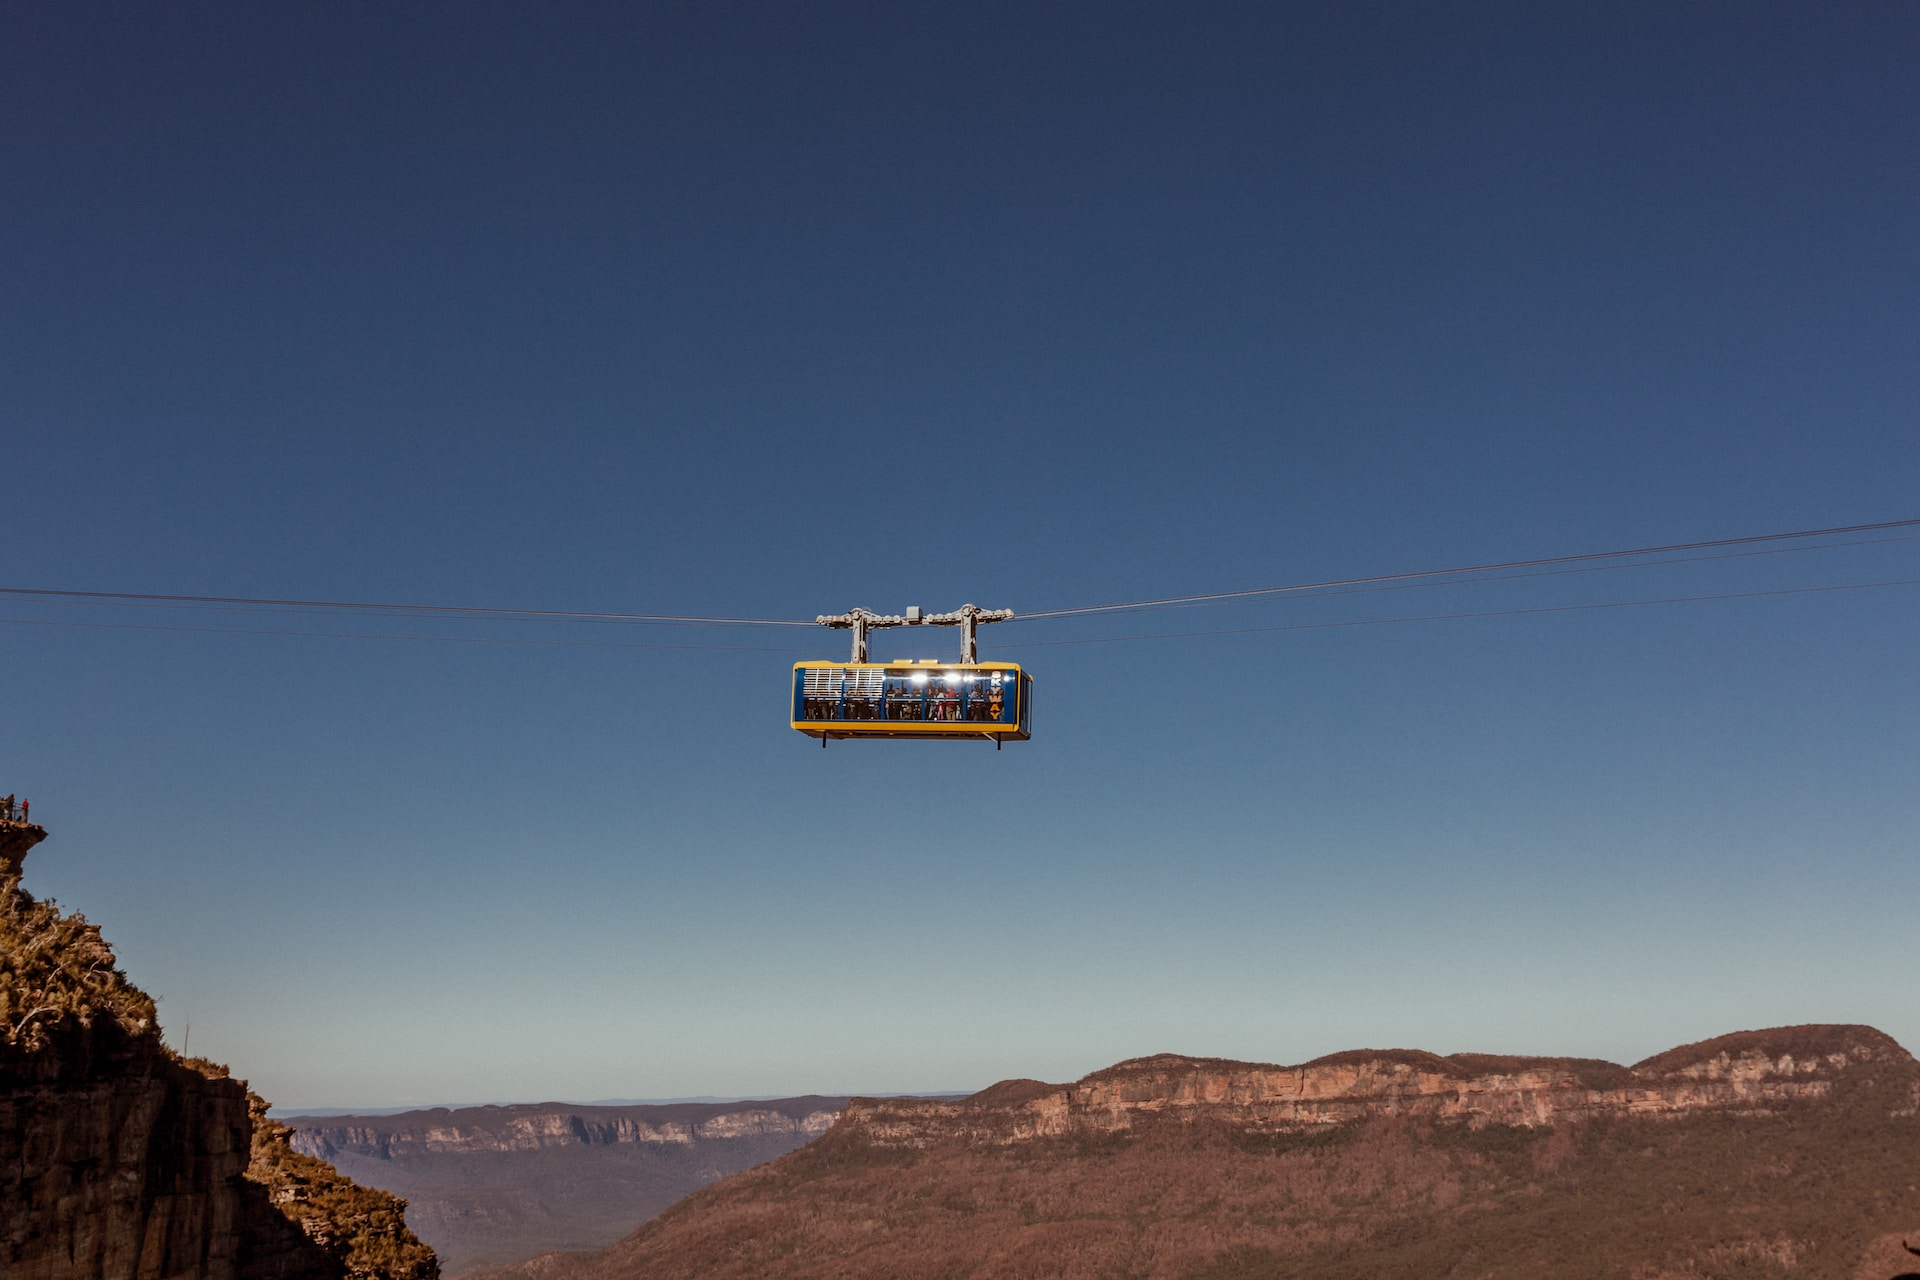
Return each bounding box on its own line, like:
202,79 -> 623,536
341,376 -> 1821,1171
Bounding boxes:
246,1093 -> 441,1280
0,872 -> 156,1060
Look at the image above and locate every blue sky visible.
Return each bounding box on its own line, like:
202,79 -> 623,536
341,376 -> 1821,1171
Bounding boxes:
3,2 -> 1917,1109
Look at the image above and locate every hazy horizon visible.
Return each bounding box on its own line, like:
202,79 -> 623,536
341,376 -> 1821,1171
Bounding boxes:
272,1090 -> 966,1118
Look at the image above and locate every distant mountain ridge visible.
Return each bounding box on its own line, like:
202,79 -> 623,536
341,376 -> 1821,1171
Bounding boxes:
283,1093 -> 950,1118
470,1024 -> 1920,1280
284,1097 -> 852,1273
840,1024 -> 1906,1148
289,1096 -> 845,1160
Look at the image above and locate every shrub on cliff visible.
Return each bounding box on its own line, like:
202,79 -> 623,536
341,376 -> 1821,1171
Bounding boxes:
0,873 -> 156,1060
245,1094 -> 441,1280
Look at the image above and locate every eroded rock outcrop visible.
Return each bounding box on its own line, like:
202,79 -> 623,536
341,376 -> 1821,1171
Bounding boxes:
1,1035 -> 254,1278
0,817 -> 46,877
841,1023 -> 1904,1147
0,822 -> 438,1280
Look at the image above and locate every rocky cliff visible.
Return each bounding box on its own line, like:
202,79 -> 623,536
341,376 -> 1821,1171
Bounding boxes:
0,816 -> 47,877
840,1023 -> 1906,1147
0,820 -> 438,1280
2,1031 -> 277,1279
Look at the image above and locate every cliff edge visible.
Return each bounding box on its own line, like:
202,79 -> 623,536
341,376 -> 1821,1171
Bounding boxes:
0,822 -> 439,1280
837,1022 -> 1910,1147
0,815 -> 47,877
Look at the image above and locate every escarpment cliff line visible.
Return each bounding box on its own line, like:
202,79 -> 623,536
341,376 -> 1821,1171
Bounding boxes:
839,1023 -> 1906,1147
464,1024 -> 1920,1280
2,1044 -> 265,1279
288,1098 -> 843,1161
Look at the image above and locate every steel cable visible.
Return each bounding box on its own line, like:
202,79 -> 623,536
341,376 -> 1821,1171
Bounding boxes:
2,516 -> 1916,640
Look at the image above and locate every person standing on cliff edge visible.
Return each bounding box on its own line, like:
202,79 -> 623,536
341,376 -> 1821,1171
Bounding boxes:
20,799 -> 26,823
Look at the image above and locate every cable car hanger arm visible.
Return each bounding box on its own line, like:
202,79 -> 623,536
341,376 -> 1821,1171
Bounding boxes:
817,604 -> 1015,663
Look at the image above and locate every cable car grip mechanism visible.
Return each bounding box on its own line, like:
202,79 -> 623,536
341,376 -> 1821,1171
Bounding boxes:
815,603 -> 1015,664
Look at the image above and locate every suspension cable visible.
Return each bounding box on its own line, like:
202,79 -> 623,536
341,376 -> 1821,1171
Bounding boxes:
0,586 -> 815,628
1014,517 -> 1920,621
2,516 -> 1916,633
1000,578 -> 1920,650
0,615 -> 814,652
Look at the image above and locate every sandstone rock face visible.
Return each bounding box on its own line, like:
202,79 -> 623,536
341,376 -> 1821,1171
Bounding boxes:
0,1044 -> 333,1280
840,1024 -> 1901,1148
1,828 -> 435,1280
0,819 -> 47,878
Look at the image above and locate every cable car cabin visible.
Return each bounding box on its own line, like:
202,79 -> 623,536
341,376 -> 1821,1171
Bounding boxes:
793,661 -> 1031,744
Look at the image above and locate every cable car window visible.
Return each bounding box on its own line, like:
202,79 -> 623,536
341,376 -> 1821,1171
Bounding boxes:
846,670 -> 882,719
798,667 -> 885,721
793,666 -> 1019,728
884,673 -> 926,721
800,667 -> 837,721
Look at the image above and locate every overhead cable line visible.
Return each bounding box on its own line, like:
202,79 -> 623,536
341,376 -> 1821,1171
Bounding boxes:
999,577 -> 1920,650
5,532 -> 1915,639
2,516 -> 1916,632
7,576 -> 1913,654
0,615 -> 813,652
0,586 -> 815,628
991,532 -> 1920,626
1014,517 -> 1920,621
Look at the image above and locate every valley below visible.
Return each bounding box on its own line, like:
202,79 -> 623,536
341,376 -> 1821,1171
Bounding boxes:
282,1097 -> 849,1273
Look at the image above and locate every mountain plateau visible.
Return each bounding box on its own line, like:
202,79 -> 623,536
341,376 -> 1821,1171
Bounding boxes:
472,1024 -> 1920,1280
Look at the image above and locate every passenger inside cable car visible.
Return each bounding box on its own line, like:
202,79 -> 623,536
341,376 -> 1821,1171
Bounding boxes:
885,676 -> 923,720
793,664 -> 1023,734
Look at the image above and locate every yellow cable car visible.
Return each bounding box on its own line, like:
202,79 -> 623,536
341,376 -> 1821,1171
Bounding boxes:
792,660 -> 1031,745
